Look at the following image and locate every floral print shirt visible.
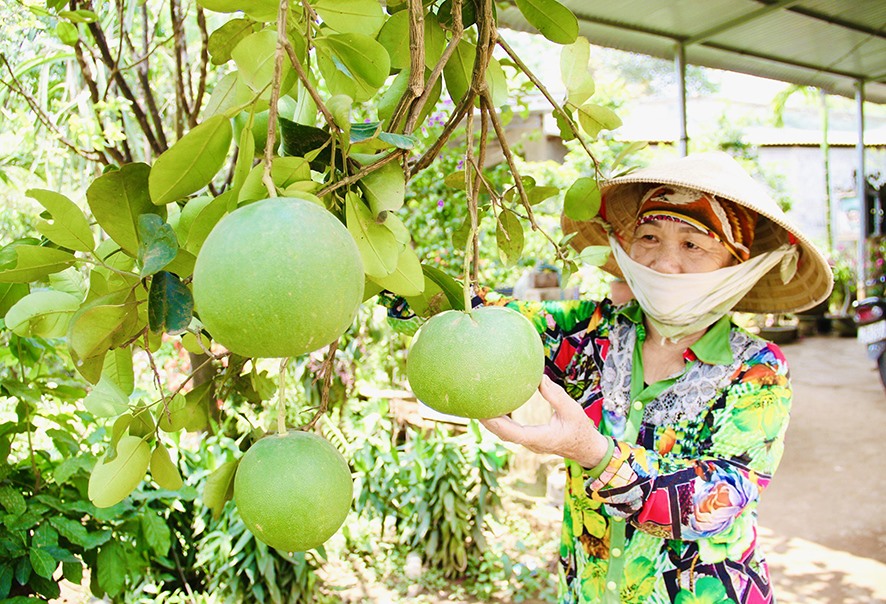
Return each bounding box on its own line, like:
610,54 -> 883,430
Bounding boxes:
477,294 -> 790,604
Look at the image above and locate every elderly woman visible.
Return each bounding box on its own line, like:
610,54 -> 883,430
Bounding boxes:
476,152 -> 833,604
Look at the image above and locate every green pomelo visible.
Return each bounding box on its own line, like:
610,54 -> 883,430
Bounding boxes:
233,431 -> 353,552
192,197 -> 364,358
233,110 -> 276,156
406,306 -> 544,419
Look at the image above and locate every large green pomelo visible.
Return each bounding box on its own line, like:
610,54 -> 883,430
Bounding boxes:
406,306 -> 544,418
233,431 -> 353,552
192,197 -> 364,358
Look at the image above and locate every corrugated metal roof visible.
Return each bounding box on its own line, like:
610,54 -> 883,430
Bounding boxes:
499,0 -> 886,103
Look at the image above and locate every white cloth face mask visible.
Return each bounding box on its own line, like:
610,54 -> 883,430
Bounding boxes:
609,236 -> 798,342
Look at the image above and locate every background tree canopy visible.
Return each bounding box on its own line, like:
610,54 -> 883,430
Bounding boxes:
0,0 -> 634,600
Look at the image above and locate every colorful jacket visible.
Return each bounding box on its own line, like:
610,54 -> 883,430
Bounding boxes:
475,293 -> 790,604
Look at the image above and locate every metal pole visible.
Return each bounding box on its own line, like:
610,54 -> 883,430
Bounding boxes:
856,80 -> 867,296
675,42 -> 688,156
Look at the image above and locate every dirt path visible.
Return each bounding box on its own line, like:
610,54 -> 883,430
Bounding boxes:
756,334 -> 886,603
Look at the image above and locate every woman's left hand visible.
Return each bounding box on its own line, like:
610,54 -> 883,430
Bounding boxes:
479,375 -> 610,468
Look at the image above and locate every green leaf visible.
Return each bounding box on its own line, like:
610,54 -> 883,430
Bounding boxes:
527,185 -> 559,205
314,0 -> 386,36
88,435 -> 150,508
564,177 -> 602,221
315,33 -> 390,103
156,393 -> 188,432
27,189 -> 94,252
345,192 -> 400,278
204,460 -> 239,520
137,214 -> 179,278
350,121 -> 382,143
149,115 -> 233,205
278,117 -> 334,169
369,245 -> 424,297
53,456 -> 92,486
443,39 -> 474,105
359,161 -> 405,217
68,294 -> 138,361
29,548 -> 56,579
83,375 -> 130,418
378,131 -> 416,150
496,209 -> 524,266
150,444 -> 183,491
0,283 -> 28,316
575,245 -> 611,267
58,9 -> 98,22
232,29 -> 295,94
96,542 -> 126,597
207,19 -> 256,65
55,21 -> 78,45
561,37 -> 595,106
49,517 -> 112,550
375,10 -> 410,70
103,347 -> 134,394
140,510 -> 173,556
576,103 -> 622,138
87,163 -> 165,256
184,194 -> 230,255
421,264 -> 465,311
0,485 -> 26,516
203,71 -> 253,118
0,242 -> 75,283
148,271 -> 193,335
49,267 -> 87,298
514,0 -> 578,44
4,290 -> 80,338
62,561 -> 83,585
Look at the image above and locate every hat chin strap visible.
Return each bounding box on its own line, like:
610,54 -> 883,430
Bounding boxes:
609,237 -> 798,343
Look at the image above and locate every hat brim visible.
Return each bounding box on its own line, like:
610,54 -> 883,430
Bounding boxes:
561,153 -> 834,314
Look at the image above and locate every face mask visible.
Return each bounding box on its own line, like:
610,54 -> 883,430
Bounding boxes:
609,236 -> 798,342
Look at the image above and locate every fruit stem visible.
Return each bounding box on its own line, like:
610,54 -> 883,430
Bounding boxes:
277,357 -> 290,436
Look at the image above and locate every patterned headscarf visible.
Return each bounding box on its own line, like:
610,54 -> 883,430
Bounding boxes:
635,185 -> 758,262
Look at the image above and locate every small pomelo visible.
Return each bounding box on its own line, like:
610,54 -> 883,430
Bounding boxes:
192,197 -> 364,358
233,431 -> 353,552
406,306 -> 544,418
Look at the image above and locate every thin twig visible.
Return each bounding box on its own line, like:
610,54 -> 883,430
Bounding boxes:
403,0 -> 464,134
0,55 -> 109,164
387,0 -> 426,132
191,7 -> 210,127
169,0 -> 188,138
277,357 -> 290,435
138,2 -> 168,150
84,13 -> 163,155
496,35 -> 601,177
317,150 -> 405,197
299,340 -> 339,431
409,90 -> 474,176
263,0 -> 289,198
481,91 -> 567,262
281,39 -> 339,131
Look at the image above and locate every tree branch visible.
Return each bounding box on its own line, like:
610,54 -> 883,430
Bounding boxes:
402,0 -> 464,134
0,55 -> 109,165
317,149 -> 405,197
169,0 -> 188,138
299,340 -> 339,431
137,2 -> 168,150
496,35 -> 601,177
83,3 -> 163,155
191,7 -> 210,126
282,38 -> 339,132
262,0 -> 290,198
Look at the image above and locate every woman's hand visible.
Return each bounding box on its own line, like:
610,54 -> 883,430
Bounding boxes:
479,375 -> 611,469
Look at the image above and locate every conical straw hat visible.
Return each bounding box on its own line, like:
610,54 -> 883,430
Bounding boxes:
561,151 -> 834,314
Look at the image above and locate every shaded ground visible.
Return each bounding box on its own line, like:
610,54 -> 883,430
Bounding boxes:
756,333 -> 886,603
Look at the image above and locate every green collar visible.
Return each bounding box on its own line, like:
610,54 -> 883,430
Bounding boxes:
615,302 -> 734,365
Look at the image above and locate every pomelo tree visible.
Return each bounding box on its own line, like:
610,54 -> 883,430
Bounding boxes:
0,0 -> 624,594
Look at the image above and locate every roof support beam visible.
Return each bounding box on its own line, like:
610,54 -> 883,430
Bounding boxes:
684,0 -> 803,46
856,81 -> 868,293
675,43 -> 688,156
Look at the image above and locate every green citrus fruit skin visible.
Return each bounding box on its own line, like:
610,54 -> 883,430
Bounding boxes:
192,197 -> 364,358
233,432 -> 353,552
406,306 -> 544,419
